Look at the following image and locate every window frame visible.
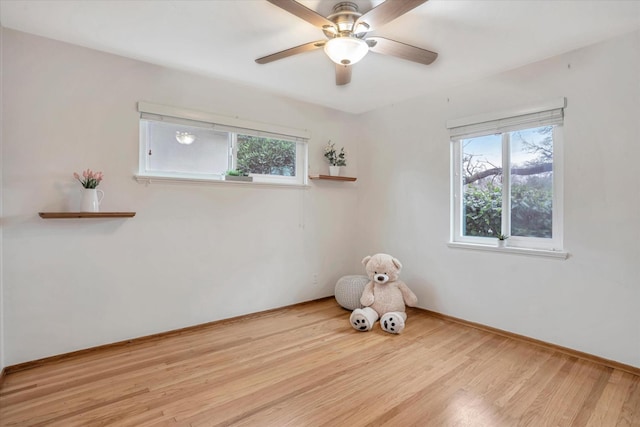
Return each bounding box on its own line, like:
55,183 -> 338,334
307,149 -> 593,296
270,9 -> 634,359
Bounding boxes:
448,99 -> 566,256
136,102 -> 309,187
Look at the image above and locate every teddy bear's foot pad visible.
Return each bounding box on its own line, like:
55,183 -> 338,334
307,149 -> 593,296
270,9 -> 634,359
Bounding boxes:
350,311 -> 373,332
381,313 -> 405,334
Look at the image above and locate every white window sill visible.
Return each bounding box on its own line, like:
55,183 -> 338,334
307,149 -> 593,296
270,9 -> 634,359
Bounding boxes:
447,242 -> 568,259
134,174 -> 310,189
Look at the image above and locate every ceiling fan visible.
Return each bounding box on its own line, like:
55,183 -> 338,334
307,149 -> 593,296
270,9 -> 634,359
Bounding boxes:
256,0 -> 438,85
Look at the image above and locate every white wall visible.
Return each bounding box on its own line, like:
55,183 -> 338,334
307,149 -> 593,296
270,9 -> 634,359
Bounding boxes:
3,27 -> 639,369
0,25 -> 4,372
1,28 -> 362,366
355,30 -> 640,367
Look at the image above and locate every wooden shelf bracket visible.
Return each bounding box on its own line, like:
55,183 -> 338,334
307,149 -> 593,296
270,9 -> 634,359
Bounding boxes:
39,212 -> 136,219
309,175 -> 357,182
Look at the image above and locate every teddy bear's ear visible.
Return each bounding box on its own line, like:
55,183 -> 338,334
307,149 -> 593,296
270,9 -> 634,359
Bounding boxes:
361,256 -> 372,266
392,258 -> 403,269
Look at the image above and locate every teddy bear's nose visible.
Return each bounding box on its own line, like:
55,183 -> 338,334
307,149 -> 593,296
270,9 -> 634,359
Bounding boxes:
376,275 -> 386,282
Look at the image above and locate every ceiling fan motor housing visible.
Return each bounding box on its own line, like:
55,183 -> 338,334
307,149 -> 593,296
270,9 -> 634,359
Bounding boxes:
324,2 -> 368,38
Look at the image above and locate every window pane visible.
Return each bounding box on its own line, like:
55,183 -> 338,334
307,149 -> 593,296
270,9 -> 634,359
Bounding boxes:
145,120 -> 229,175
509,126 -> 554,238
237,135 -> 296,177
461,134 -> 503,237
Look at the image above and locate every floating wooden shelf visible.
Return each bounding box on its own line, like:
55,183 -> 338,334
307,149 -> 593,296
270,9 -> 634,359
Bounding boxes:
309,175 -> 357,182
39,212 -> 136,219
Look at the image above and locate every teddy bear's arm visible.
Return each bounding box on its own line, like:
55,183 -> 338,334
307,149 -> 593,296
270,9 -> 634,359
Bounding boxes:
398,281 -> 418,307
360,281 -> 375,307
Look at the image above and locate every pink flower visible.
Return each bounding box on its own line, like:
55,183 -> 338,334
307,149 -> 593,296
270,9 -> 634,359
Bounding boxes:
74,169 -> 104,188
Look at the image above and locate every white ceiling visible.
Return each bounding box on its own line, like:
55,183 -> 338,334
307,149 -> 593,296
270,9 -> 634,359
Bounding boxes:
2,0 -> 639,114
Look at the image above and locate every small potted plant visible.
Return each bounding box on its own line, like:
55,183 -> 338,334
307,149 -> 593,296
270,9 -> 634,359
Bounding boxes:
324,141 -> 346,176
496,233 -> 509,247
224,167 -> 253,182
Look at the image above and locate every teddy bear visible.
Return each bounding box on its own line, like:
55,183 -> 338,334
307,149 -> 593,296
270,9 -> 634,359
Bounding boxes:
349,253 -> 418,334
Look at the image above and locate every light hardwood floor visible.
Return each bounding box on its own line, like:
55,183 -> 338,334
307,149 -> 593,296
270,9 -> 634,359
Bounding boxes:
1,298 -> 639,426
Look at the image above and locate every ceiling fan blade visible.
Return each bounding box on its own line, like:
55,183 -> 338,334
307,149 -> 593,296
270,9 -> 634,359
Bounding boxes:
266,0 -> 337,31
256,40 -> 326,64
366,37 -> 437,65
335,64 -> 352,86
355,0 -> 428,32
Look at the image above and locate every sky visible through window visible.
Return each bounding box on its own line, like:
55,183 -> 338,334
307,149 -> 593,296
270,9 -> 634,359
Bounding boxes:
464,128 -> 548,169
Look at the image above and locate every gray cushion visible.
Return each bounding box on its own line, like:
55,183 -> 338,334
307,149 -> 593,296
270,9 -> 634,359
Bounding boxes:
335,275 -> 369,310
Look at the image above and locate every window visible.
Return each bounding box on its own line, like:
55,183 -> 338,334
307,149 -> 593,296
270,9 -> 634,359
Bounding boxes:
448,99 -> 565,253
137,102 -> 309,186
236,134 -> 297,177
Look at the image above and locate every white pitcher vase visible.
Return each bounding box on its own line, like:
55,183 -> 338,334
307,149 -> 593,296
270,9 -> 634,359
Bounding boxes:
80,188 -> 104,212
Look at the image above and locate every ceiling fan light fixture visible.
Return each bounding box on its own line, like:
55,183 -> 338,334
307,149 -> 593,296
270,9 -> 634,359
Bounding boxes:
353,22 -> 370,35
176,131 -> 196,145
324,37 -> 369,65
